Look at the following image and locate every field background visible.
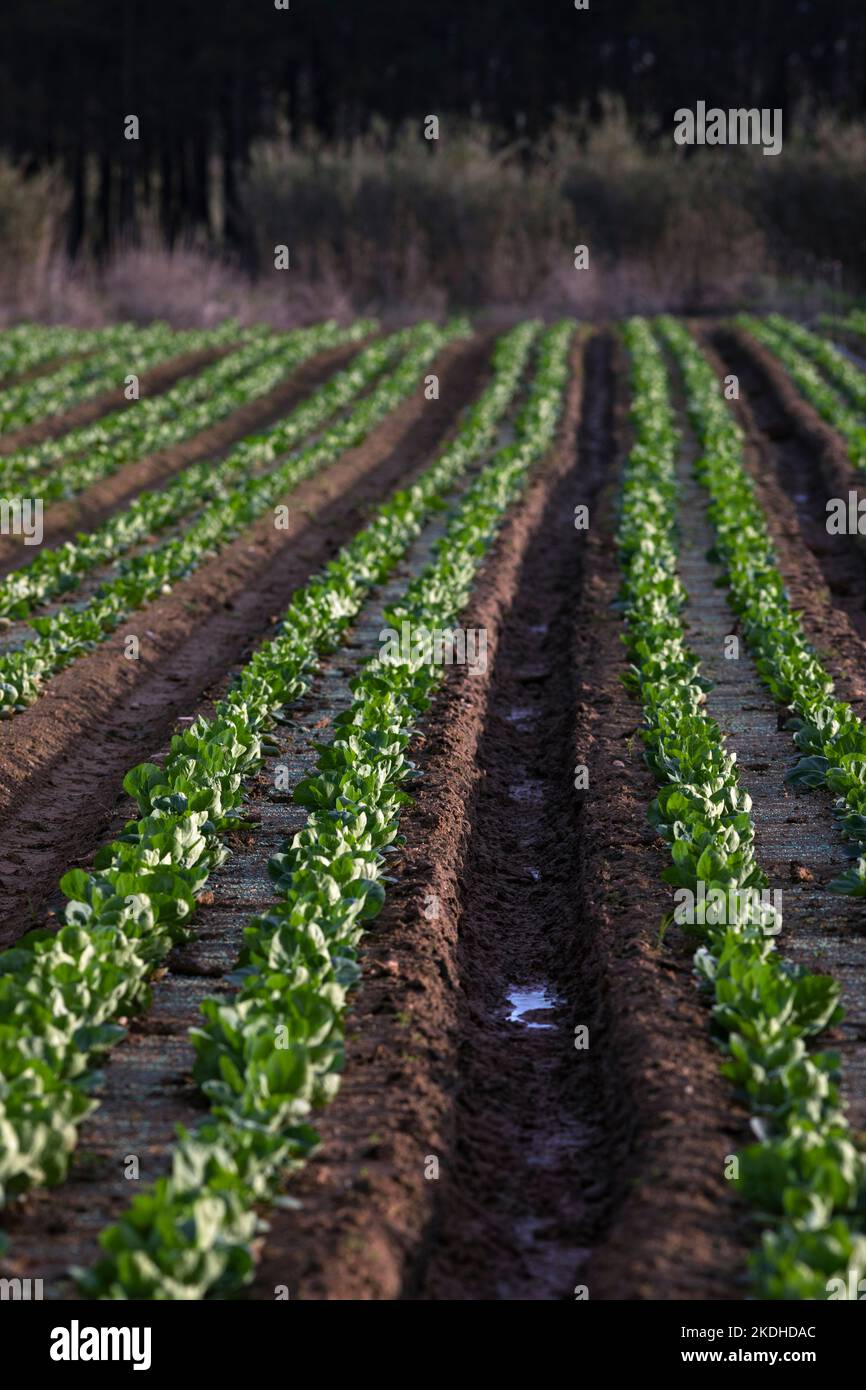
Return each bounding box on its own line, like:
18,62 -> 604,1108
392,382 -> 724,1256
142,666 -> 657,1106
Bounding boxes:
0,0 -> 864,326
4,0 -> 866,1321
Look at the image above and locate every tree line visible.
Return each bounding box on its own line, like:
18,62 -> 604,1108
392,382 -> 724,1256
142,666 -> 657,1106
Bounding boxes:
0,0 -> 861,258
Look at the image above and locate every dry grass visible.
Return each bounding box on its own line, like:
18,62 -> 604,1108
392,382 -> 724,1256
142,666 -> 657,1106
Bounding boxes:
0,102 -> 863,325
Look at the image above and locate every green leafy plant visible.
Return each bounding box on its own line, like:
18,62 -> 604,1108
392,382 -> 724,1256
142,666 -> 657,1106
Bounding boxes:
0,319 -> 374,508
0,320 -> 240,432
619,317 -> 866,1301
76,319 -> 575,1299
0,320 -> 468,717
0,319 -> 540,1216
0,320 -> 382,620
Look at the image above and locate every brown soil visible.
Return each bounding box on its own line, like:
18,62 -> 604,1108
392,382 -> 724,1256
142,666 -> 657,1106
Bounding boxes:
0,334 -> 489,946
248,335 -> 588,1303
566,342 -> 753,1302
0,340 -> 366,575
249,332 -> 753,1301
5,325 -> 824,1303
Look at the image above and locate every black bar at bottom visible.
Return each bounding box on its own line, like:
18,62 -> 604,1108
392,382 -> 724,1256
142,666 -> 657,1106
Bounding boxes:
1,1295 -> 859,1377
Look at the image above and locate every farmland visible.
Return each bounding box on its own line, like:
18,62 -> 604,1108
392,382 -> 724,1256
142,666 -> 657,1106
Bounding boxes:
1,310 -> 866,1306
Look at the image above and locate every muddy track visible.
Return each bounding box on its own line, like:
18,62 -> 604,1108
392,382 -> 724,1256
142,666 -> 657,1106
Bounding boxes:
0,343 -> 233,458
0,340 -> 368,576
412,333 -> 617,1300
247,332 -> 753,1301
0,334 -> 490,946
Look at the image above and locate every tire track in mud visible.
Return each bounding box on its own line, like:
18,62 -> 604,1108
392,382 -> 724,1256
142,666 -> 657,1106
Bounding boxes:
0,339 -> 367,575
412,337 -> 609,1301
666,353 -> 866,1142
0,335 -> 490,946
0,382 -> 513,1298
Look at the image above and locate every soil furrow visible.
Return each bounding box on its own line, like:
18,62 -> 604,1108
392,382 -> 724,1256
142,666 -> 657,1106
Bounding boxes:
412,343 -> 613,1300
0,335 -> 490,946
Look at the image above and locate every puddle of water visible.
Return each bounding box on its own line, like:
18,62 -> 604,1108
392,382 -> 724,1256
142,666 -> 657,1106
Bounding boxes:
506,986 -> 558,1029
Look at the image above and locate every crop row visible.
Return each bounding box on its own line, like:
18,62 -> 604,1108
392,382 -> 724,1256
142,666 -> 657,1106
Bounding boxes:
660,317 -> 866,895
629,317 -> 866,1298
0,321 -> 368,502
818,310 -> 866,345
0,315 -> 542,1278
736,314 -> 866,471
0,317 -> 535,1217
2,321 -> 371,500
0,322 -> 140,385
0,322 -> 377,621
760,313 -> 866,413
75,319 -> 574,1299
0,320 -> 461,715
0,320 -> 239,432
